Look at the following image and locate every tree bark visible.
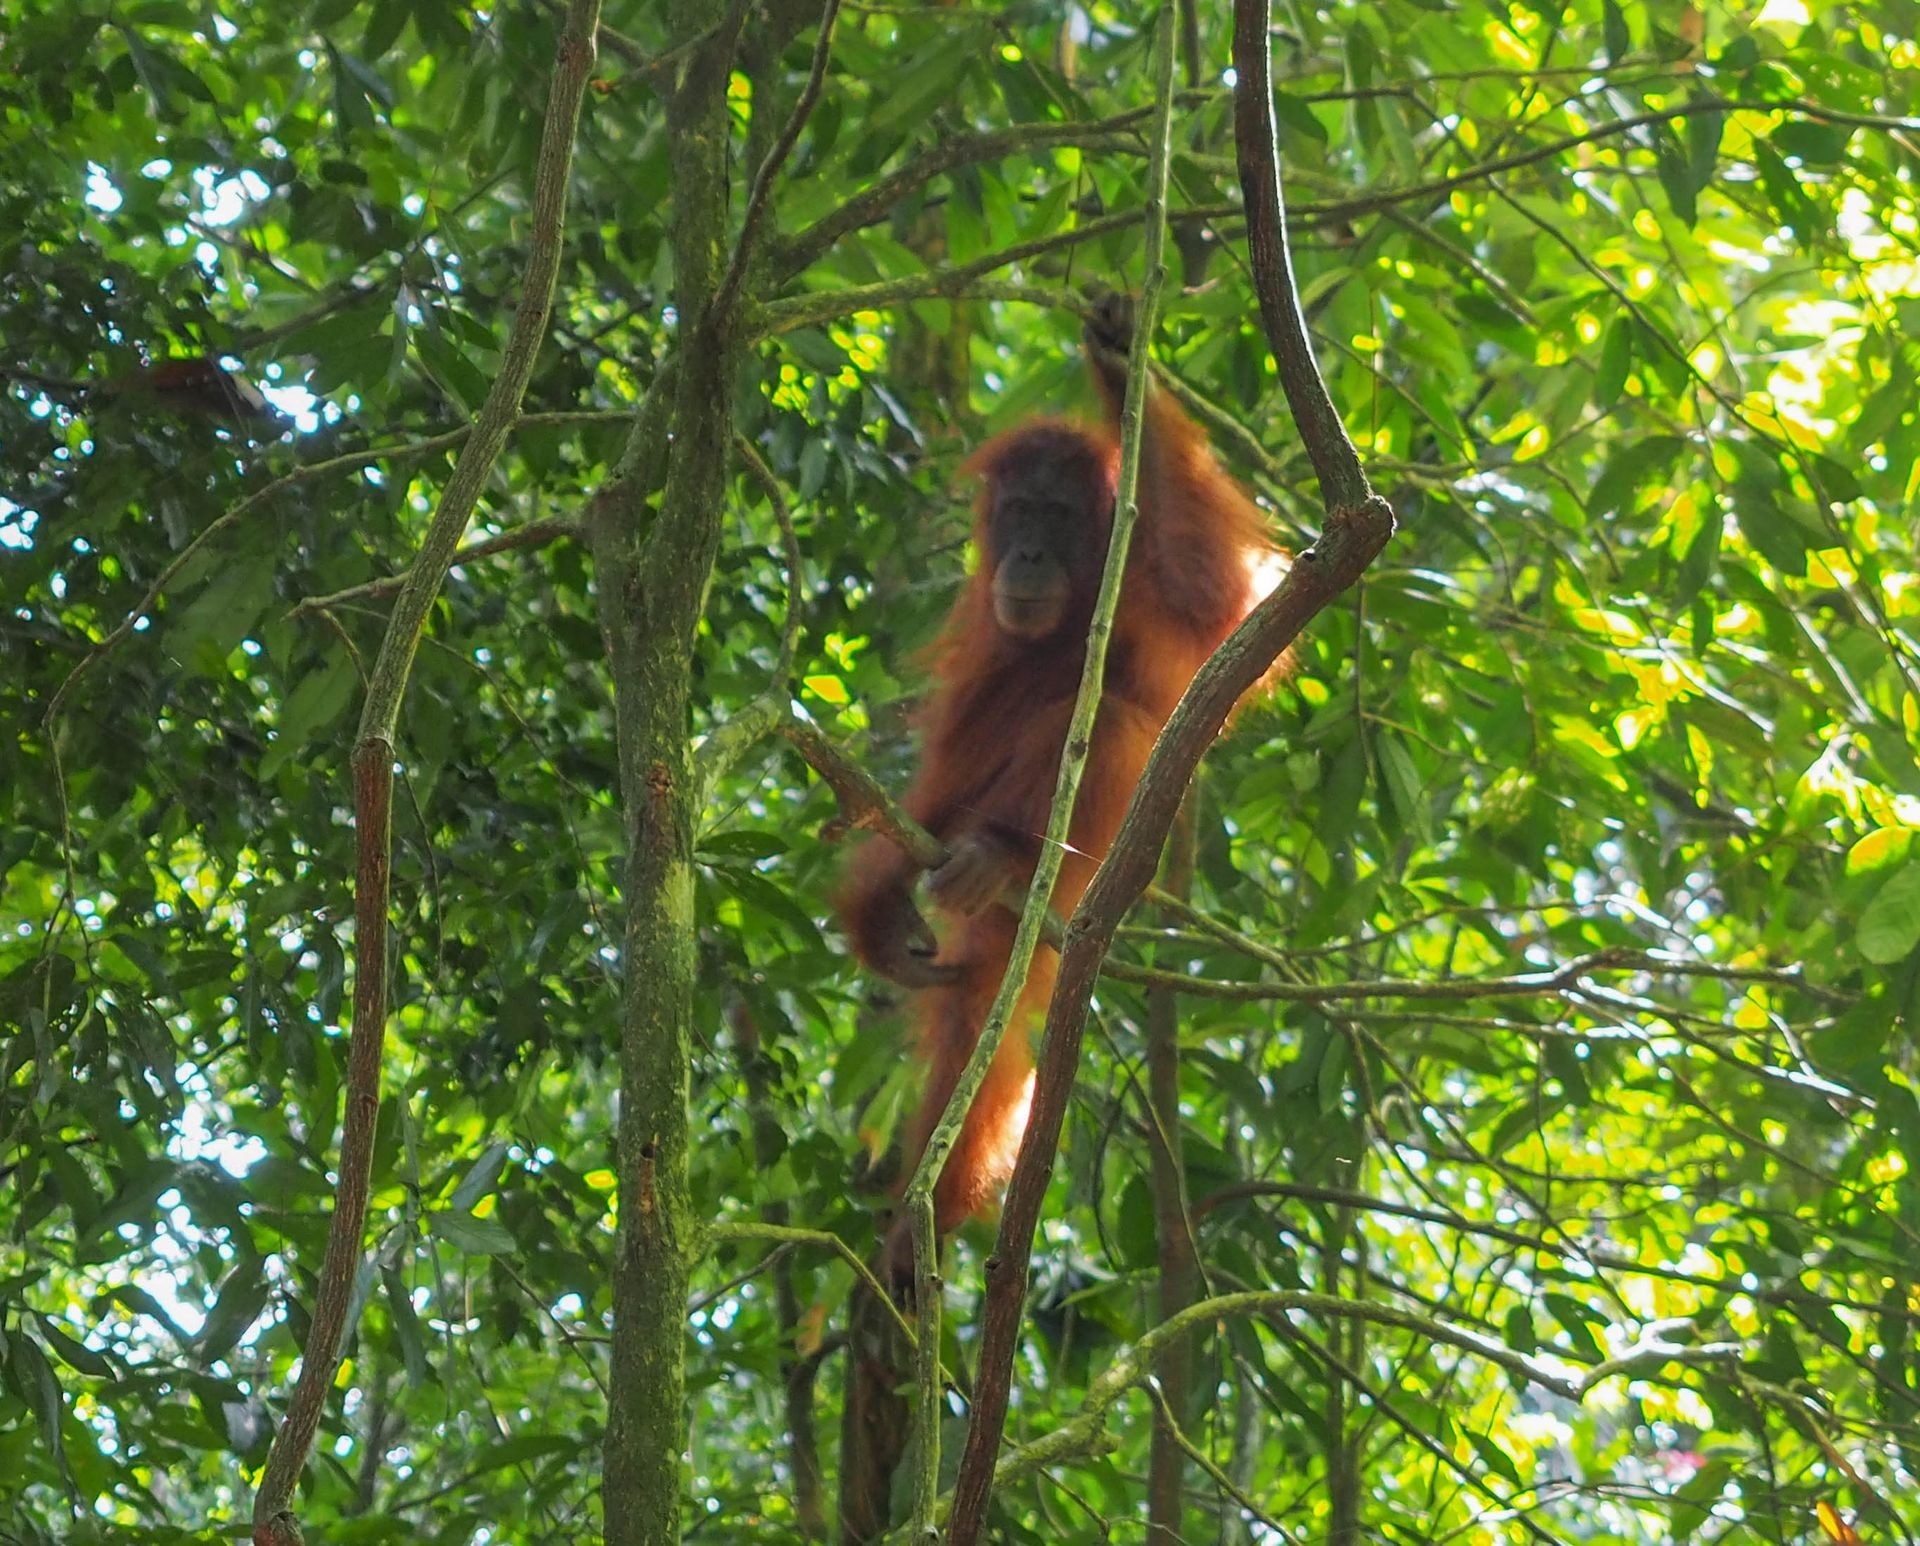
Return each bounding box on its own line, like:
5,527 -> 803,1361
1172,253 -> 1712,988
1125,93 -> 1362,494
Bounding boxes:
596,8 -> 742,1543
1146,793 -> 1201,1543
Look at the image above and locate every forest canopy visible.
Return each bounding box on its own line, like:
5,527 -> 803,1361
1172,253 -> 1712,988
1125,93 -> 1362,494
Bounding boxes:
2,1 -> 1918,1543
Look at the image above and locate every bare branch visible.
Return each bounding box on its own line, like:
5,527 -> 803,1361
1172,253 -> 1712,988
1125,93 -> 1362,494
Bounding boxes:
291,517 -> 584,617
982,1291 -> 1742,1511
1295,97 -> 1920,228
1095,946 -> 1817,1002
705,1222 -> 919,1351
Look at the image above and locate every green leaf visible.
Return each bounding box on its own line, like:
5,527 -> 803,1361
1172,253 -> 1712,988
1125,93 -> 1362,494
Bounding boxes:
262,659 -> 357,779
325,41 -> 378,137
1654,128 -> 1698,227
470,1432 -> 578,1469
34,1318 -> 114,1379
362,0 -> 408,59
864,45 -> 972,136
199,1261 -> 270,1361
1771,119 -> 1854,166
1465,1428 -> 1522,1487
416,329 -> 491,412
427,1210 -> 517,1255
1272,92 -> 1330,145
1669,1458 -> 1732,1542
1734,493 -> 1811,577
113,26 -> 213,118
328,41 -> 394,113
1377,733 -> 1431,843
1593,316 -> 1633,410
449,1142 -> 512,1212
384,1264 -> 430,1386
1685,101 -> 1724,194
1589,435 -> 1688,518
1542,1292 -> 1606,1361
1677,491 -> 1724,592
9,1332 -> 73,1494
698,829 -> 791,861
170,556 -> 276,664
1751,141 -> 1821,246
1114,1176 -> 1156,1270
1858,862 -> 1920,964
1602,0 -> 1631,62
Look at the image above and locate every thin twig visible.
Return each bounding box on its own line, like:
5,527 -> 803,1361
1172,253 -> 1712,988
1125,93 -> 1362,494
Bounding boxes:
292,517 -> 584,616
705,1222 -> 920,1350
732,434 -> 805,676
773,110 -> 1157,275
713,0 -> 843,320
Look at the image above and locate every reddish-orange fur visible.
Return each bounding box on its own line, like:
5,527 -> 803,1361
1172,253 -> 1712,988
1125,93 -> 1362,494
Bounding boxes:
838,331 -> 1284,1233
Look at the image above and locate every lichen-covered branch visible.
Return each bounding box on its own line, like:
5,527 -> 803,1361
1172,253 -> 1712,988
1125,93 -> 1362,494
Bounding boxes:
248,3 -> 602,1539
594,4 -> 752,1539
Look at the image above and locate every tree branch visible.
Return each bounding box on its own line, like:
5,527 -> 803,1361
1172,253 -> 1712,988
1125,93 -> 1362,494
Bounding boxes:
752,219 -> 1157,338
897,30 -> 1184,1425
1145,795 -> 1202,1544
1294,97 -> 1919,228
713,0 -> 843,320
1090,945 -> 1819,1001
977,1291 -> 1740,1520
291,517 -> 584,616
705,1222 -> 919,1351
248,4 -> 602,1539
773,111 -> 1156,276
1232,0 -> 1369,509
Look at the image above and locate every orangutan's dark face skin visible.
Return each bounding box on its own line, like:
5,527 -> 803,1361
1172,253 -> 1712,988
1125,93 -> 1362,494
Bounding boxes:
985,464 -> 1105,639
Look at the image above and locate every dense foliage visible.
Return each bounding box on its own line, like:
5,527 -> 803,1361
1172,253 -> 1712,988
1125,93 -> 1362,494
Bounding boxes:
3,0 -> 1917,1541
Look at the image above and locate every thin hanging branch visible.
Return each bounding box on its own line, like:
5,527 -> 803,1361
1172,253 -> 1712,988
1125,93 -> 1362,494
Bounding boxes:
1145,794 -> 1203,1543
248,4 -> 603,1540
899,20 -> 1183,1533
713,0 -> 843,320
731,433 -> 806,676
291,516 -> 585,615
943,0 -> 1398,1536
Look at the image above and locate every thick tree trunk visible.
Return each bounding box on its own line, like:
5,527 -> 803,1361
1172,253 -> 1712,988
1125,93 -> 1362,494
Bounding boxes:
597,7 -> 740,1543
